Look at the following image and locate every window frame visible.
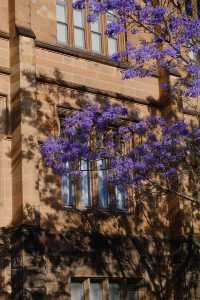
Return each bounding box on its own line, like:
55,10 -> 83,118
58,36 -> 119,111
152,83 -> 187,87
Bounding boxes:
56,0 -> 68,44
90,16 -> 103,54
72,1 -> 86,49
61,161 -> 76,207
55,1 -> 125,58
106,11 -> 119,57
58,109 -> 130,212
79,159 -> 92,208
69,277 -> 140,300
184,0 -> 193,16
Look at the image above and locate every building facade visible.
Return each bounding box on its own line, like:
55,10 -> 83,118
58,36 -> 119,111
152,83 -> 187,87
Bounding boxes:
0,0 -> 200,299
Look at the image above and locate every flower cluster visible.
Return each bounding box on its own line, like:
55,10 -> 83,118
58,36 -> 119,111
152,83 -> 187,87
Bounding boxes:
73,0 -> 200,98
41,104 -> 200,189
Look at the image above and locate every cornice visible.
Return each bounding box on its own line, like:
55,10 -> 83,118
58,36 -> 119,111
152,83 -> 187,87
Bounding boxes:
37,74 -> 161,108
16,26 -> 36,39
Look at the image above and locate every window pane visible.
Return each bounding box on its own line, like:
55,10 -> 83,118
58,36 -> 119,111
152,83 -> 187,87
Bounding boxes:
90,282 -> 102,300
92,33 -> 101,53
74,28 -> 85,48
97,160 -> 109,208
189,49 -> 196,60
108,38 -> 117,56
198,0 -> 200,18
127,285 -> 138,300
57,23 -> 67,44
71,282 -> 84,300
61,162 -> 75,206
80,160 -> 91,207
109,283 -> 120,300
115,185 -> 126,209
91,19 -> 100,33
185,0 -> 192,16
107,12 -> 115,24
74,9 -> 84,27
56,3 -> 66,23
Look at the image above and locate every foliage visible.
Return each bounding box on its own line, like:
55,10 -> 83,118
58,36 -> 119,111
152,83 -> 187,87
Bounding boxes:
41,104 -> 200,205
42,1 -> 200,203
74,0 -> 200,98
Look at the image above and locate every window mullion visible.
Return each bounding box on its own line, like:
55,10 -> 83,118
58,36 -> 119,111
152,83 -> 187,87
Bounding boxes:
122,279 -> 127,300
67,0 -> 73,47
85,3 -> 91,50
101,14 -> 108,55
84,278 -> 90,300
102,278 -> 109,300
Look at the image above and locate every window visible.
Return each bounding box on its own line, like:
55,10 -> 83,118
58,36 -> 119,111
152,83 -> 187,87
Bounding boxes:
115,185 -> 127,210
71,281 -> 84,300
59,113 -> 128,211
56,0 -> 68,44
91,17 -> 102,54
97,159 -> 109,208
80,159 -> 91,207
198,0 -> 200,19
70,278 -> 139,300
90,281 -> 102,300
127,284 -> 139,300
107,12 -> 118,56
56,1 -> 122,56
61,162 -> 75,206
185,0 -> 193,16
109,282 -> 121,300
73,0 -> 85,49
61,160 -> 91,208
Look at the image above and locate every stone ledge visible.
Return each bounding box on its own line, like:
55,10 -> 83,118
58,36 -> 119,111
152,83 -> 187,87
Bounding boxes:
37,74 -> 161,108
16,26 -> 36,40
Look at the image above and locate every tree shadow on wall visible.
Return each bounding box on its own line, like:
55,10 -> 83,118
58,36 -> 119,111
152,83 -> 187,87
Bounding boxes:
7,199 -> 200,300
0,68 -> 200,300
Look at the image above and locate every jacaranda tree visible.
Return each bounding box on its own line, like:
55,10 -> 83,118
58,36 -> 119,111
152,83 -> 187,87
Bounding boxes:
42,0 -> 200,205
41,103 -> 200,206
73,0 -> 200,98
41,1 -> 200,298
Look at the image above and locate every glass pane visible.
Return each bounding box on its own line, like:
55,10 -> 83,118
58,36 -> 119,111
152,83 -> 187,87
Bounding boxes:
127,285 -> 138,300
115,185 -> 126,209
92,33 -> 101,53
198,0 -> 200,18
107,12 -> 115,24
71,282 -> 84,300
57,23 -> 67,44
109,283 -> 120,300
189,50 -> 196,60
108,38 -> 117,56
74,9 -> 84,27
80,160 -> 91,207
74,28 -> 85,48
61,162 -> 74,206
91,19 -> 100,33
56,3 -> 66,23
90,282 -> 102,300
185,0 -> 192,16
97,160 -> 109,208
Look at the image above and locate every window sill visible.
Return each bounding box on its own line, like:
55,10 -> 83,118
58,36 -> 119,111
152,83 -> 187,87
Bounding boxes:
35,40 -> 129,69
36,40 -> 180,77
63,205 -> 129,215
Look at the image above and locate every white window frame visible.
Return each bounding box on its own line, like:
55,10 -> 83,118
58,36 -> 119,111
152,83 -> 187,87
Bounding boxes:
56,0 -> 68,44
